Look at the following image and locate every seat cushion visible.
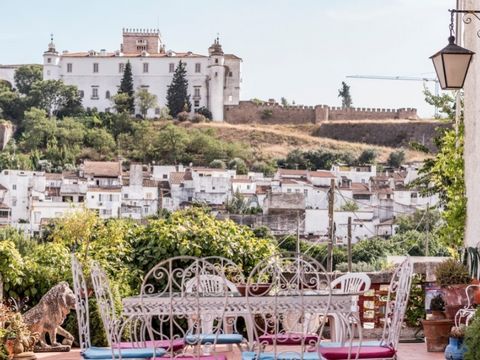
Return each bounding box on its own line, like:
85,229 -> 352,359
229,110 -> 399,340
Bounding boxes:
242,351 -> 320,360
318,341 -> 382,348
155,356 -> 227,360
119,339 -> 185,351
319,345 -> 396,360
83,346 -> 165,359
259,333 -> 319,346
185,333 -> 244,345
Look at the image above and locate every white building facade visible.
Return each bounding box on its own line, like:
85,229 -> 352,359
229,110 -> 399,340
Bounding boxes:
42,29 -> 241,121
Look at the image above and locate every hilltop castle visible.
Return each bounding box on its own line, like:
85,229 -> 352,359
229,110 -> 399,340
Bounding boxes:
42,29 -> 242,120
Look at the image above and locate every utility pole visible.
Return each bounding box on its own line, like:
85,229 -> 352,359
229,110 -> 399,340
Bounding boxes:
425,204 -> 430,257
347,217 -> 352,272
327,179 -> 335,273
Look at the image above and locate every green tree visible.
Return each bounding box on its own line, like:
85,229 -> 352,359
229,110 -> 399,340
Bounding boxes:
338,81 -> 353,109
85,128 -> 116,155
135,88 -> 157,118
166,61 -> 191,118
357,149 -> 377,165
0,85 -> 26,121
280,97 -> 289,106
14,64 -> 43,95
228,157 -> 248,175
21,108 -> 57,150
112,93 -> 132,114
157,123 -> 188,164
29,80 -> 82,117
118,61 -> 135,113
209,159 -> 227,169
339,200 -> 359,212
387,150 -> 405,168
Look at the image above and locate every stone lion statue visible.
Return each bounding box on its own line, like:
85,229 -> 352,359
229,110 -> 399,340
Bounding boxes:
22,281 -> 76,348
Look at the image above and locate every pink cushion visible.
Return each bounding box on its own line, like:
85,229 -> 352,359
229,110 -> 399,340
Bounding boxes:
319,345 -> 396,360
259,333 -> 319,346
119,339 -> 185,351
155,356 -> 227,360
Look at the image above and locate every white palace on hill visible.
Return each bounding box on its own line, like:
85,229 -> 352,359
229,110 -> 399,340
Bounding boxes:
42,29 -> 242,120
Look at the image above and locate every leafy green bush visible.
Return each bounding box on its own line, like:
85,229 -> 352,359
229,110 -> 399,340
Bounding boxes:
464,309 -> 480,360
0,240 -> 24,299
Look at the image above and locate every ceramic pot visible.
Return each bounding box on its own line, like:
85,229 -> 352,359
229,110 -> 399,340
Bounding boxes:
237,283 -> 271,296
444,337 -> 466,360
431,310 -> 446,320
422,319 -> 454,352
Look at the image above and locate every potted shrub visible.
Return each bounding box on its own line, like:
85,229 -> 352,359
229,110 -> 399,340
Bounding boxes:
435,259 -> 471,319
430,294 -> 446,320
445,325 -> 466,360
422,294 -> 453,352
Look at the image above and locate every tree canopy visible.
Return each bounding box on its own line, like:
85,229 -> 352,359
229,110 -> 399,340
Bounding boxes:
166,61 -> 191,117
338,81 -> 353,109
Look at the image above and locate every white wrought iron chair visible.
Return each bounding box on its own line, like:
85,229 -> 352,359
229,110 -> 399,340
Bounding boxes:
140,256 -> 232,360
455,284 -> 480,327
71,254 -> 165,359
241,252 -> 333,360
328,273 -> 371,342
319,257 -> 413,360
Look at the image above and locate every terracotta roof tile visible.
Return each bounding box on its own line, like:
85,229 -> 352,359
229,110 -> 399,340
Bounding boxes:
170,172 -> 186,184
309,171 -> 335,178
83,161 -> 122,178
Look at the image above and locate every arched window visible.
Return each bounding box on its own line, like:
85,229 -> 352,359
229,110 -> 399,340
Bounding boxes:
105,90 -> 111,99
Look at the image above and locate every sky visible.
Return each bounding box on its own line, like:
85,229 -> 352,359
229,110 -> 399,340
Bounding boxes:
0,0 -> 455,118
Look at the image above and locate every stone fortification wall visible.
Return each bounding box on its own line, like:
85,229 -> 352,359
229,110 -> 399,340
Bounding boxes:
224,101 -> 417,124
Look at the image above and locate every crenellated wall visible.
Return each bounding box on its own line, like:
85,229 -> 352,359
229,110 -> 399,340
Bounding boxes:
224,101 -> 418,124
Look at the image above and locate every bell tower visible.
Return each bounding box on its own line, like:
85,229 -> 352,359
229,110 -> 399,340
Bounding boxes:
207,37 -> 225,121
43,34 -> 60,80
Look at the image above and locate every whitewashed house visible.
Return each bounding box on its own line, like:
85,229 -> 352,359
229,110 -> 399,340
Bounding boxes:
331,164 -> 377,184
121,164 -> 159,219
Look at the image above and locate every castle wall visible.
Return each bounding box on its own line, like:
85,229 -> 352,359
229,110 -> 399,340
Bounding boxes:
224,101 -> 418,124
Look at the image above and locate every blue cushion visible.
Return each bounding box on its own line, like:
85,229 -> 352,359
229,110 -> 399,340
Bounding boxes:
186,333 -> 244,345
82,346 -> 165,359
242,351 -> 320,360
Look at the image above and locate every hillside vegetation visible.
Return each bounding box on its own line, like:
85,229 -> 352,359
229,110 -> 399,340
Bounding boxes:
187,121 -> 430,163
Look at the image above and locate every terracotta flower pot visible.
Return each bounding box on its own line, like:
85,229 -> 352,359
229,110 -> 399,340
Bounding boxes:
442,285 -> 469,307
421,319 -> 454,352
237,283 -> 271,296
430,310 -> 446,320
5,338 -> 15,357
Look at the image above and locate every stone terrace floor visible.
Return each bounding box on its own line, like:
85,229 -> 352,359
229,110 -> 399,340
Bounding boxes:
35,343 -> 444,360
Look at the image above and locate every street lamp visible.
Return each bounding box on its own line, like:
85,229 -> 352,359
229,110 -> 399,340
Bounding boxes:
431,10 -> 476,90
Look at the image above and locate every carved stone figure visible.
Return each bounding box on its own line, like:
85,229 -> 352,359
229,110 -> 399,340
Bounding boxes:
22,281 -> 76,349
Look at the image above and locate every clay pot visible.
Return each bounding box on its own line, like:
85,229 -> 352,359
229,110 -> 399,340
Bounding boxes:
421,319 -> 454,352
443,285 -> 469,307
5,338 -> 15,357
430,310 -> 446,320
445,305 -> 464,320
237,283 -> 271,296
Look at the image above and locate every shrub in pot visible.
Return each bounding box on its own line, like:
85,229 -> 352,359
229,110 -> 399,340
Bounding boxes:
435,259 -> 471,318
430,294 -> 446,320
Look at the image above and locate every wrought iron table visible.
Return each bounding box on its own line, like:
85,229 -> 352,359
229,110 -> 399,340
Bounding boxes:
122,291 -> 362,349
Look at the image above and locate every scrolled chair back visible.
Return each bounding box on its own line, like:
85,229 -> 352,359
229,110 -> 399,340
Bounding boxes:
380,257 -> 413,349
140,256 -> 231,358
70,254 -> 91,352
246,252 -> 332,358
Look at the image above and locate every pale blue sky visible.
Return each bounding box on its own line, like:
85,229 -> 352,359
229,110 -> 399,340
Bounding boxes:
0,0 -> 454,118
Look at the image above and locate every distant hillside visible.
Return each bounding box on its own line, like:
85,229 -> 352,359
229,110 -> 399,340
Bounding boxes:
186,122 -> 430,163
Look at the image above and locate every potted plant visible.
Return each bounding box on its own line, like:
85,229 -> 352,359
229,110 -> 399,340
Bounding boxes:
422,294 -> 453,353
445,325 -> 467,360
435,259 -> 471,319
430,294 -> 446,320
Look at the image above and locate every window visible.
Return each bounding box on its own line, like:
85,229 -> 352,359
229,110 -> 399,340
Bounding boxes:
119,63 -> 125,73
169,63 -> 175,73
215,58 -> 218,64
93,63 -> 99,73
12,185 -> 16,190
123,193 -> 128,199
79,196 -> 84,202
246,185 -> 251,190
146,193 -> 152,199
91,87 -> 99,99
143,62 -> 149,73
105,90 -> 111,99
194,87 -> 201,98
195,63 -> 201,73
155,108 -> 160,115
78,90 -> 84,98
287,189 -> 292,193
47,58 -> 51,63
229,71 -> 233,77
194,100 -> 200,107
162,174 -> 168,179
67,63 -> 73,73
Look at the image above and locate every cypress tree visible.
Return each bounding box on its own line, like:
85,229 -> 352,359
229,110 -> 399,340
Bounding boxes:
118,61 -> 135,113
166,61 -> 191,118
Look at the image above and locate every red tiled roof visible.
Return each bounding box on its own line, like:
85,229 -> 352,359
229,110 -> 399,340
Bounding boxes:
61,51 -> 206,58
45,173 -> 63,180
170,172 -> 186,184
278,169 -> 308,176
83,161 -> 122,178
309,171 -> 335,178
